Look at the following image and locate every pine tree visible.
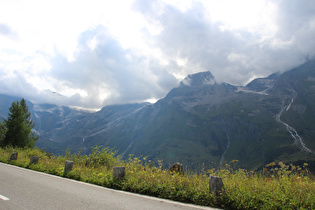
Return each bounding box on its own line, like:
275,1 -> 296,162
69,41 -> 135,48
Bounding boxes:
3,99 -> 38,148
0,121 -> 7,146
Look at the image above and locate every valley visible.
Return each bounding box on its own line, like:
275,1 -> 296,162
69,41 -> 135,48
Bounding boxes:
1,60 -> 315,171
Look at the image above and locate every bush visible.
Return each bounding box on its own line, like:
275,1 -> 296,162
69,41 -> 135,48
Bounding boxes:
0,147 -> 314,209
65,146 -> 120,169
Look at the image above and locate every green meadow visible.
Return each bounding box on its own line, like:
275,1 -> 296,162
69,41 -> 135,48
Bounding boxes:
1,146 -> 314,209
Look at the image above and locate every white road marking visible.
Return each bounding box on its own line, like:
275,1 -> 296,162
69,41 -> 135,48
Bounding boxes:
1,163 -> 217,209
0,194 -> 10,201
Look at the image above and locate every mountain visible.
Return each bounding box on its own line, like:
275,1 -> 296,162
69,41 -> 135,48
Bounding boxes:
1,60 -> 315,171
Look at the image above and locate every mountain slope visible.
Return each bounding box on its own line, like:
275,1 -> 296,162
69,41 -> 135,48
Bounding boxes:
1,60 -> 314,170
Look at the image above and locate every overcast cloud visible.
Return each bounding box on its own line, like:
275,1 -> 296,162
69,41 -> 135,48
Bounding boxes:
0,0 -> 314,110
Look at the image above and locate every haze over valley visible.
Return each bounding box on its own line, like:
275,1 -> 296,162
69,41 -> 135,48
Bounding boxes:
1,0 -> 315,170
1,60 -> 315,170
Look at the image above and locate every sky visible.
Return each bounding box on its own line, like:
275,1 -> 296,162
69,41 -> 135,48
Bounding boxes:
0,0 -> 315,110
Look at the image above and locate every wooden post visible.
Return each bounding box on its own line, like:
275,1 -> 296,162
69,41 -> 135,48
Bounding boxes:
64,161 -> 74,174
113,166 -> 125,179
209,176 -> 224,195
30,156 -> 39,164
10,152 -> 18,160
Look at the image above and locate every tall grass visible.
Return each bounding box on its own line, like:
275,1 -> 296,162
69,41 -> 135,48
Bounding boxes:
0,146 -> 314,209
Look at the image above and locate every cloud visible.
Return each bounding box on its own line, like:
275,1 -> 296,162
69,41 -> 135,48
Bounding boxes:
0,23 -> 18,41
134,0 -> 315,85
0,24 -> 178,109
0,24 -> 11,35
48,26 -> 177,109
1,0 -> 315,109
274,0 -> 315,54
0,24 -> 17,38
0,68 -> 82,108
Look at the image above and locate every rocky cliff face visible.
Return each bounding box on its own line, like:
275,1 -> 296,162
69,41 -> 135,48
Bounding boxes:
1,60 -> 315,170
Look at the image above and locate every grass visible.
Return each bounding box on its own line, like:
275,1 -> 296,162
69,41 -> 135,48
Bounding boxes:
1,146 -> 314,209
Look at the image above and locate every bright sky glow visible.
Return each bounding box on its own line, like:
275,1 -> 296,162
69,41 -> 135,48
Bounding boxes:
1,0 -> 315,109
204,0 -> 276,29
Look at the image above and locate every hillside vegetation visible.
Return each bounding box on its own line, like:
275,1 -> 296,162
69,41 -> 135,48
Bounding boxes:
1,60 -> 315,172
1,146 -> 314,209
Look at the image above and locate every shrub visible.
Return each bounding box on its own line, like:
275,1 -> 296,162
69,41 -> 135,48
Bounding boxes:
0,147 -> 314,209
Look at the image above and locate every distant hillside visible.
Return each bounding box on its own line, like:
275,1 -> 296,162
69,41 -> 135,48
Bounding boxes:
1,60 -> 315,170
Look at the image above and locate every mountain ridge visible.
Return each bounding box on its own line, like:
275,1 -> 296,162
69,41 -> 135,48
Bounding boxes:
1,60 -> 315,170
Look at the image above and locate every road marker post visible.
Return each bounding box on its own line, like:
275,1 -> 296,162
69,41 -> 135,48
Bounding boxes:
10,152 -> 18,160
209,176 -> 224,195
64,161 -> 74,175
113,166 -> 125,179
30,156 -> 39,164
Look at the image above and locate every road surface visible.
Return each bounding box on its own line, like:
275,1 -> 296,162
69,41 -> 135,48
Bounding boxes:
0,163 -> 218,210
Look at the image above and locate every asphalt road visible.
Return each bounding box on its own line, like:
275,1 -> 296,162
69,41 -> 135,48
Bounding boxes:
0,163 -> 218,210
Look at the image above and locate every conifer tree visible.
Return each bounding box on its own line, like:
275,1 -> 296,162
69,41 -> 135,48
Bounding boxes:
0,121 -> 7,146
3,98 -> 38,148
